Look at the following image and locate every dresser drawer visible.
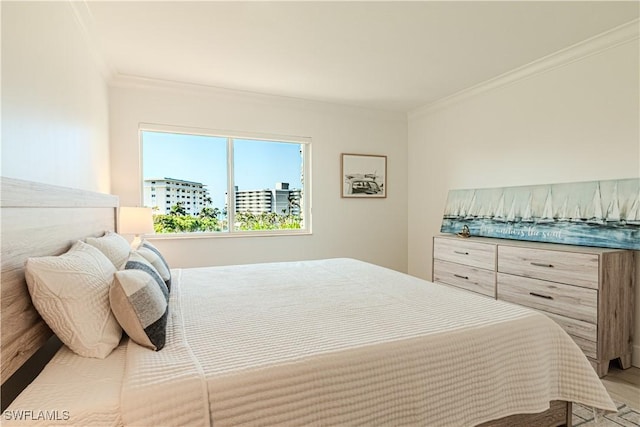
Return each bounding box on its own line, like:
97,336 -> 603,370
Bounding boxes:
498,246 -> 599,289
497,273 -> 597,324
570,335 -> 598,360
433,238 -> 496,270
433,259 -> 495,297
533,308 -> 598,359
541,310 -> 597,344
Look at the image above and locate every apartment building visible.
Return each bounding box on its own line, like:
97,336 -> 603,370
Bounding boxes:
234,182 -> 301,216
144,178 -> 209,216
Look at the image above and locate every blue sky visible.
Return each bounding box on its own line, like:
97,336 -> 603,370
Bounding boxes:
142,131 -> 303,209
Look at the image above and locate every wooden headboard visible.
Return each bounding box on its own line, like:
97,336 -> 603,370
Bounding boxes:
0,177 -> 118,385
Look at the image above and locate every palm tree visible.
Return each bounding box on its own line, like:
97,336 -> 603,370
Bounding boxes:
170,202 -> 187,216
288,192 -> 300,216
199,206 -> 220,219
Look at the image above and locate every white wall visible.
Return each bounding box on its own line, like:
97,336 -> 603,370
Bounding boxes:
408,39 -> 639,365
109,79 -> 408,272
1,2 -> 110,192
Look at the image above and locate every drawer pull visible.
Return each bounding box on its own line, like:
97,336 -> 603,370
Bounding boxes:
454,251 -> 469,255
453,274 -> 469,280
530,262 -> 554,268
529,292 -> 553,300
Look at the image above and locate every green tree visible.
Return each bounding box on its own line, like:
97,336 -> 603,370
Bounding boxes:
154,214 -> 178,233
288,193 -> 300,215
152,210 -> 300,233
199,206 -> 218,219
169,202 -> 187,216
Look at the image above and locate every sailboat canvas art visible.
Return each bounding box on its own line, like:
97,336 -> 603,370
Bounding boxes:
440,178 -> 640,250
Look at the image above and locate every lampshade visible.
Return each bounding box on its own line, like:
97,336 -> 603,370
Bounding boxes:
118,207 -> 154,236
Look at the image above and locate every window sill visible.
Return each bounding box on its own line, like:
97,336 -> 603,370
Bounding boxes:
144,229 -> 312,241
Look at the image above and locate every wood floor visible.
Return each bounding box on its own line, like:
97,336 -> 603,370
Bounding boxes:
601,365 -> 640,411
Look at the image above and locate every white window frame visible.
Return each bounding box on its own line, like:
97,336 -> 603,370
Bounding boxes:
139,123 -> 312,238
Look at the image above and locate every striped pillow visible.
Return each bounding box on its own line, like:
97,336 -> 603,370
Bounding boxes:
110,252 -> 169,351
136,240 -> 171,290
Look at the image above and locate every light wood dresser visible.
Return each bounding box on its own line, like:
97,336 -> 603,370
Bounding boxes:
432,234 -> 635,377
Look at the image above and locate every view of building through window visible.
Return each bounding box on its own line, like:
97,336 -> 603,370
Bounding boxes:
141,130 -> 307,233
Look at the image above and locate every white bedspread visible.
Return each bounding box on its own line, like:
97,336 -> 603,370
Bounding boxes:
120,258 -> 616,426
5,341 -> 126,426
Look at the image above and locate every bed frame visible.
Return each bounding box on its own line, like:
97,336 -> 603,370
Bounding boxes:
1,177 -> 118,395
0,176 -> 571,425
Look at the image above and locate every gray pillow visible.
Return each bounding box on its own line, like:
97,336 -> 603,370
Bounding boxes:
137,240 -> 171,290
110,252 -> 169,351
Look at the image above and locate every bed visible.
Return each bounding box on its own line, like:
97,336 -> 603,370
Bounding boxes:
1,177 -> 617,426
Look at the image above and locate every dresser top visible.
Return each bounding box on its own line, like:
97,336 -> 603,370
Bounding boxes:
434,233 -> 632,254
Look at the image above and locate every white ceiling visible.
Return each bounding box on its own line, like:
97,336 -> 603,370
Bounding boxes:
84,1 -> 639,113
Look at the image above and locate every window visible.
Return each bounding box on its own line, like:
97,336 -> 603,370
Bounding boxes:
141,126 -> 310,235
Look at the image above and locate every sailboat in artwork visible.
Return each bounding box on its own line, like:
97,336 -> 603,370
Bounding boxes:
626,189 -> 640,226
458,199 -> 467,219
570,205 -> 584,223
520,193 -> 534,223
587,183 -> 605,225
506,199 -> 517,222
493,193 -> 507,222
482,202 -> 494,219
557,197 -> 570,222
444,200 -> 459,219
605,183 -> 621,224
536,188 -> 554,223
452,201 -> 461,219
465,192 -> 477,220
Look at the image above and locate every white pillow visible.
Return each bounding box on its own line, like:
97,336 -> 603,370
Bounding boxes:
25,241 -> 122,358
85,231 -> 131,269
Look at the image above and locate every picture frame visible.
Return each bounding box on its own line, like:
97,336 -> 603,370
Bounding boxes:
440,177 -> 640,250
341,153 -> 387,198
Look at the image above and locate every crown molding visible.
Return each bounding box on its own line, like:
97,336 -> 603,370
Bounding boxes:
110,74 -> 408,122
409,18 -> 639,120
67,0 -> 116,81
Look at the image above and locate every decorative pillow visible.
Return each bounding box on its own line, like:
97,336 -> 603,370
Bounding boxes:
136,240 -> 171,290
25,241 -> 122,358
110,252 -> 169,350
85,231 -> 131,270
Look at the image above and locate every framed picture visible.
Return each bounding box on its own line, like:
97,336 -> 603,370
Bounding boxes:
440,177 -> 640,250
341,153 -> 387,198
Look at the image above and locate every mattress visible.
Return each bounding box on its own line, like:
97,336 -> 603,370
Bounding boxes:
4,341 -> 126,426
6,258 -> 616,426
